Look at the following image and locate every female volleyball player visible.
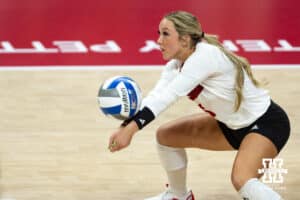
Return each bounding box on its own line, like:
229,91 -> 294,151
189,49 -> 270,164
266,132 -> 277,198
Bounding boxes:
108,11 -> 290,200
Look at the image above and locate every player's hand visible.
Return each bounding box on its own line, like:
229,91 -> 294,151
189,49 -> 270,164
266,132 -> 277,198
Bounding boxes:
108,127 -> 132,152
108,121 -> 139,152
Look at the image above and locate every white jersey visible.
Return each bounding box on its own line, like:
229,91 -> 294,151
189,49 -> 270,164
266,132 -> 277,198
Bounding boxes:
141,42 -> 270,129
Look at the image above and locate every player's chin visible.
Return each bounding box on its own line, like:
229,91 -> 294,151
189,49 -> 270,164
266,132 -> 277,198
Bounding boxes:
161,53 -> 172,61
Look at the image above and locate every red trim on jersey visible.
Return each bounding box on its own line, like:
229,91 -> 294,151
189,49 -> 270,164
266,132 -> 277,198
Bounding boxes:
188,85 -> 203,100
198,103 -> 216,117
188,85 -> 216,117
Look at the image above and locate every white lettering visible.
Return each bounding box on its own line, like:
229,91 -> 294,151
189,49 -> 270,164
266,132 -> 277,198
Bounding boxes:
90,40 -> 121,53
0,41 -> 58,53
258,158 -> 288,183
53,41 -> 88,53
236,40 -> 272,52
139,40 -> 160,52
0,39 -> 299,54
0,41 -> 14,52
274,39 -> 300,52
223,40 -> 239,52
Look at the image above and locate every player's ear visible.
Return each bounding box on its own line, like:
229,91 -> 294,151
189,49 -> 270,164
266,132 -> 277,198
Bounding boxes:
180,34 -> 191,48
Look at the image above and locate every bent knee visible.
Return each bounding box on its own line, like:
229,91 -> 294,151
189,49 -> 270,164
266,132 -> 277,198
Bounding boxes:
156,124 -> 173,146
231,172 -> 254,191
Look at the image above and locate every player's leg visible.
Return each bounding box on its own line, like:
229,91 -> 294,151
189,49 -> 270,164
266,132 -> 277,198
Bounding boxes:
145,113 -> 234,200
156,112 -> 234,150
233,100 -> 290,200
232,133 -> 282,200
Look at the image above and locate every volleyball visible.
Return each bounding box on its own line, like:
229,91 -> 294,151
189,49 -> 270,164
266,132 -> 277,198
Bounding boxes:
97,76 -> 142,120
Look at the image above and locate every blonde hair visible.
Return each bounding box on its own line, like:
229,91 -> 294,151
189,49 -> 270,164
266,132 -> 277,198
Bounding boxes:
165,11 -> 261,111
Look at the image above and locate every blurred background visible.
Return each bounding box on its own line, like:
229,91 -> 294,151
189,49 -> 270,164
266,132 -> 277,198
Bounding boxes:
0,1 -> 299,200
0,0 -> 299,67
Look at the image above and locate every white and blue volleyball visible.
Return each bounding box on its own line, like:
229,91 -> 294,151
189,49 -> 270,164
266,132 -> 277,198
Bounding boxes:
97,76 -> 142,120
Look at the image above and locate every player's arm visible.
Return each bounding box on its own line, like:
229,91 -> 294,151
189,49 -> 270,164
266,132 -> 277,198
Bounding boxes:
108,60 -> 178,152
108,52 -> 216,152
122,51 -> 217,130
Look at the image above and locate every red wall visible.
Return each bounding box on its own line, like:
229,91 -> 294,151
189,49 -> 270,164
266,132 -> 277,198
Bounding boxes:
0,0 -> 299,66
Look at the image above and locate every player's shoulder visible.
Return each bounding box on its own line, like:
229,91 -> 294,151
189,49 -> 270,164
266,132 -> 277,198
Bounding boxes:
165,59 -> 182,70
195,42 -> 220,55
185,42 -> 219,66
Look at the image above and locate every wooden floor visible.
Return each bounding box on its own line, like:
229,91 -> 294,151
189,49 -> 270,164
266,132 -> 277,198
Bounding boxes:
0,68 -> 299,200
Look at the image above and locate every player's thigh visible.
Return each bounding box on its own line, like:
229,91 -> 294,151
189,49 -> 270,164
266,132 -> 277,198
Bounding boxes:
156,113 -> 234,151
231,133 -> 278,190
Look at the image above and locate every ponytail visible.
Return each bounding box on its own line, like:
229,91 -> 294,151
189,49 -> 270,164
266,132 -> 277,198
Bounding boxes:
203,34 -> 261,111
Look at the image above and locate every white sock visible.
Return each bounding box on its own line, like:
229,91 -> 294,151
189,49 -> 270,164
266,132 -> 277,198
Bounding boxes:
239,178 -> 282,200
167,167 -> 188,197
156,143 -> 188,197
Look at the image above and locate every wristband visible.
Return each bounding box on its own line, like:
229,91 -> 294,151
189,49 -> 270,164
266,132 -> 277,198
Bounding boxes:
120,106 -> 155,129
120,116 -> 134,127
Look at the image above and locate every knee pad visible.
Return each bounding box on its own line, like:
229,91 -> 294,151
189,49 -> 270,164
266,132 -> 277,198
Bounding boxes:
156,143 -> 187,171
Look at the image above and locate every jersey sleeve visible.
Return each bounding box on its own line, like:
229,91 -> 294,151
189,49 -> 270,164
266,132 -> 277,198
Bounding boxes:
146,60 -> 179,95
140,59 -> 178,108
142,49 -> 218,117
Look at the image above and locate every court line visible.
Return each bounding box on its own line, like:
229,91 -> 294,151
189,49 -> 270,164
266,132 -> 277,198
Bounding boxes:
0,64 -> 300,71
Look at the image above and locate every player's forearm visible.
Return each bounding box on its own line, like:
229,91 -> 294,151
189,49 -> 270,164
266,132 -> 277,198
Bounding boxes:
124,121 -> 140,137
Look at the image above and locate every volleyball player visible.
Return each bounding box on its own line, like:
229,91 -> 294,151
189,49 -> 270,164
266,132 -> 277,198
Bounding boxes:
108,11 -> 290,200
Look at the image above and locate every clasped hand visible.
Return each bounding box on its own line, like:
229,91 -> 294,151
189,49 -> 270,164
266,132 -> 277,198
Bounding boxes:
108,121 -> 139,152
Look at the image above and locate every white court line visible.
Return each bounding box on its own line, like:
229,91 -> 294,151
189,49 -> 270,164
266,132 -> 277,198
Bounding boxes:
0,64 -> 300,71
0,65 -> 163,71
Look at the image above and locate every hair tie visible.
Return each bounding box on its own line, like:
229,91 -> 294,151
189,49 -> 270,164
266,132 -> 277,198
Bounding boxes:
201,31 -> 205,38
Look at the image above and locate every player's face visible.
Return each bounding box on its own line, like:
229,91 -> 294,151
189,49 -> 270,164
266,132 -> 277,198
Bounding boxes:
157,18 -> 183,61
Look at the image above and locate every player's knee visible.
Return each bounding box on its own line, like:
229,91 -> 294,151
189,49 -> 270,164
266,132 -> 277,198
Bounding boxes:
231,171 -> 250,191
156,124 -> 172,146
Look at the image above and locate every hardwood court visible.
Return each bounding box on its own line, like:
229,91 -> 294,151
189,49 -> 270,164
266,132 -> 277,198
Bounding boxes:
0,68 -> 299,200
